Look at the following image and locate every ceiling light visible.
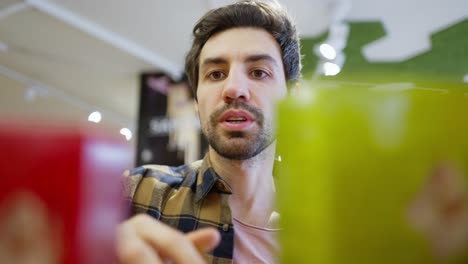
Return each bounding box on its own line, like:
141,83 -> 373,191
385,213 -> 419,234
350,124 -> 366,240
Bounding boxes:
319,43 -> 337,60
120,128 -> 132,141
323,62 -> 341,76
88,111 -> 102,123
0,41 -> 7,53
24,88 -> 37,102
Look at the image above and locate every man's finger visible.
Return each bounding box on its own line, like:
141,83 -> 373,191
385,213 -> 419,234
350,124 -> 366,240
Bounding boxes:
187,227 -> 221,253
126,214 -> 206,264
116,221 -> 162,264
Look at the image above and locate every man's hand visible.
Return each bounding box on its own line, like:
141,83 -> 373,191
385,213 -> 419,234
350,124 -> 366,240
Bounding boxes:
116,214 -> 221,264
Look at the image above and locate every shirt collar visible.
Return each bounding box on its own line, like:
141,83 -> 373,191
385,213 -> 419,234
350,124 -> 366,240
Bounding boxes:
194,154 -> 233,203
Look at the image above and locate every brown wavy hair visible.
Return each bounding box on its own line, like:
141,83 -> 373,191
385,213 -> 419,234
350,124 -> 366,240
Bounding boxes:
184,0 -> 301,98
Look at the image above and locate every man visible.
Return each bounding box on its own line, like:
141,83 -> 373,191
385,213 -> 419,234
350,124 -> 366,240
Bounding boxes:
117,1 -> 301,263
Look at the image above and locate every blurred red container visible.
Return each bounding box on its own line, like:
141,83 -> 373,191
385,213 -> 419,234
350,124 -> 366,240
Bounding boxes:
0,122 -> 132,263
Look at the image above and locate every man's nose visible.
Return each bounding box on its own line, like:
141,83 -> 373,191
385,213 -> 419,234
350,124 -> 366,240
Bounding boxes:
222,68 -> 250,103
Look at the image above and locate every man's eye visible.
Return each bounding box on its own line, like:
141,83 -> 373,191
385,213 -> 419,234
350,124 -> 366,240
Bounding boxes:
251,69 -> 268,79
208,71 -> 226,80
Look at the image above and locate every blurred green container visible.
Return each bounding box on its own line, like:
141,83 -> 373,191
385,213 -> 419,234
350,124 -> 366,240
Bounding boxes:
276,82 -> 468,264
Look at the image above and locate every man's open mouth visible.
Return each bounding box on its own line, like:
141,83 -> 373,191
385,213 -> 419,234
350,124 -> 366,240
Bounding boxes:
225,117 -> 248,123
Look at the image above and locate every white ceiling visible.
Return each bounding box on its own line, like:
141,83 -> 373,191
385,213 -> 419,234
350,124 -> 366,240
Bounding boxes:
0,0 -> 332,133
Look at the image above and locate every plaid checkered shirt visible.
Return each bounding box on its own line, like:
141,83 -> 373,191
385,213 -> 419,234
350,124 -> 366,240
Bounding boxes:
122,155 -> 235,264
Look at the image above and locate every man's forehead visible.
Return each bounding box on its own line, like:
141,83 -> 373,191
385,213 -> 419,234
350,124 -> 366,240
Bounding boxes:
199,27 -> 283,65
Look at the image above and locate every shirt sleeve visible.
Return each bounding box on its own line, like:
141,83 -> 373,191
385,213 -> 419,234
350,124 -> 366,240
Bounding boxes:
121,167 -> 145,218
120,165 -> 179,219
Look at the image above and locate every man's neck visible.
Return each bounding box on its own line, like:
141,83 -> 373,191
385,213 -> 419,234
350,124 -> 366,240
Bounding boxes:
208,141 -> 277,227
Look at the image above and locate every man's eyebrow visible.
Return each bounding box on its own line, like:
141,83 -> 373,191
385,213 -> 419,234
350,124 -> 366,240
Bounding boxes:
200,57 -> 228,69
244,54 -> 279,67
200,54 -> 279,69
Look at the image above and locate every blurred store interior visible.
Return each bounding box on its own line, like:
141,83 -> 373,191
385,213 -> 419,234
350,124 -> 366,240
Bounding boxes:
1,0 -> 467,166
0,1 -> 467,263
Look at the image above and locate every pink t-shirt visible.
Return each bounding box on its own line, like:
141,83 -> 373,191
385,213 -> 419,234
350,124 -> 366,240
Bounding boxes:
232,214 -> 281,264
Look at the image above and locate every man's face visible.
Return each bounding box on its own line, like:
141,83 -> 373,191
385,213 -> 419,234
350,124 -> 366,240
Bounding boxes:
196,27 -> 287,160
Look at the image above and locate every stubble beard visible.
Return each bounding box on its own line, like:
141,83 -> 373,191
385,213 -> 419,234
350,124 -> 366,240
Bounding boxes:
202,100 -> 275,160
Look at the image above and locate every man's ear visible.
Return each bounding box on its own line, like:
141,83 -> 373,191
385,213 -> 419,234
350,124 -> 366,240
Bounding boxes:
287,80 -> 300,96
